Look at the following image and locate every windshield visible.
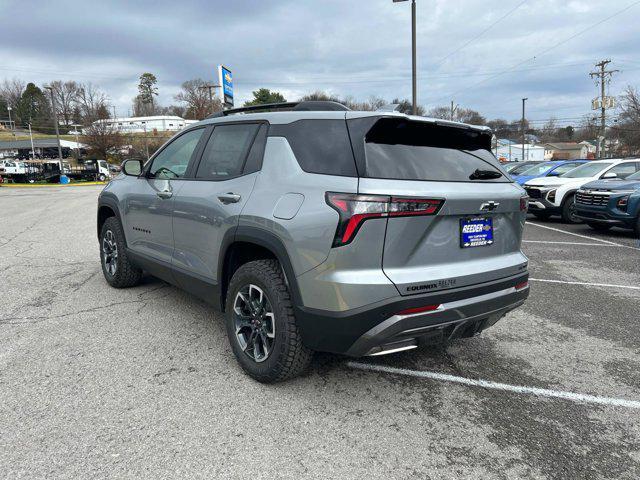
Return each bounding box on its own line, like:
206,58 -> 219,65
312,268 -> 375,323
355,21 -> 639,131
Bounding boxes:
519,163 -> 555,176
560,162 -> 612,178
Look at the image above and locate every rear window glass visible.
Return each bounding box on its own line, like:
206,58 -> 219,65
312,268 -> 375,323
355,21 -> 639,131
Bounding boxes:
362,118 -> 506,182
269,120 -> 357,176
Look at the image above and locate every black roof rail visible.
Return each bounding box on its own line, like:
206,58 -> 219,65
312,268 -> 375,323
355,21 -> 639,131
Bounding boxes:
206,100 -> 350,118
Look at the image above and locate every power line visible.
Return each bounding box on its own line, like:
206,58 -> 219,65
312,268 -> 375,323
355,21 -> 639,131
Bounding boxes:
433,0 -> 528,67
434,0 -> 640,102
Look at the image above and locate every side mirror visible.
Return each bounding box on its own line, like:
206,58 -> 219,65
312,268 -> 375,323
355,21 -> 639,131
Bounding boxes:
602,171 -> 617,179
122,159 -> 143,176
547,171 -> 560,177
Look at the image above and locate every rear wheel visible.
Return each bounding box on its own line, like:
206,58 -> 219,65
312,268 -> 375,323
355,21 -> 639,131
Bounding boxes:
587,222 -> 612,232
561,194 -> 581,224
100,217 -> 143,288
225,259 -> 312,383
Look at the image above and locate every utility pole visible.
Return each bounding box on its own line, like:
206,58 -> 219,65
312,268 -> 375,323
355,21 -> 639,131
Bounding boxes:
112,105 -> 117,120
44,85 -> 64,177
393,0 -> 418,115
450,100 -> 457,121
71,124 -> 83,161
143,124 -> 150,161
521,98 -> 527,162
589,59 -> 619,158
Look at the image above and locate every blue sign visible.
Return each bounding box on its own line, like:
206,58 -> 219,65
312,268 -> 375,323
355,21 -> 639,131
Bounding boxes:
460,217 -> 494,248
218,65 -> 233,107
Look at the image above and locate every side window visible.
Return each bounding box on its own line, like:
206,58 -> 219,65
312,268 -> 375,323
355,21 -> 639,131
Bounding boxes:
607,163 -> 638,179
195,124 -> 259,180
149,128 -> 204,179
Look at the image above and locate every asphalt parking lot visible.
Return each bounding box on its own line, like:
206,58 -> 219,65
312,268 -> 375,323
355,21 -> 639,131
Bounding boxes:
1,186 -> 639,480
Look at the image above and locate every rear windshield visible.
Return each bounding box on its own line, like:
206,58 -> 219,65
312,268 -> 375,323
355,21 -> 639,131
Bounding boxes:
362,118 -> 507,182
560,162 -> 611,178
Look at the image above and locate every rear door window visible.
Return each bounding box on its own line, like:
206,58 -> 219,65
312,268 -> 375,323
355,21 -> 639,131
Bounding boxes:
195,123 -> 260,180
359,118 -> 506,182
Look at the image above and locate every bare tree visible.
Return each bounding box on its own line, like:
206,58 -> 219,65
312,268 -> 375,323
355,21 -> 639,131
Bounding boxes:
174,79 -> 222,120
540,117 -> 558,142
77,82 -> 109,124
615,86 -> 640,155
49,80 -> 80,127
81,120 -> 123,159
0,78 -> 26,108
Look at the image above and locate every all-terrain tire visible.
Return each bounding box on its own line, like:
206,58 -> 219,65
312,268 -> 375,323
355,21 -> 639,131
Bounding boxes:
561,194 -> 581,224
225,259 -> 312,383
100,217 -> 143,288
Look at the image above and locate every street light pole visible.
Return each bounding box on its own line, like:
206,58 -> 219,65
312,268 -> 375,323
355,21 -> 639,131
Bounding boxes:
44,85 -> 64,177
394,0 -> 418,115
7,106 -> 13,136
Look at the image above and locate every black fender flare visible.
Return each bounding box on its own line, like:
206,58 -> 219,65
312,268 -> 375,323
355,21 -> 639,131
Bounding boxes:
220,225 -> 303,310
97,194 -> 123,239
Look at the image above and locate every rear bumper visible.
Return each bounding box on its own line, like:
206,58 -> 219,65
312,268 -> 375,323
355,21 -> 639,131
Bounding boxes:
295,272 -> 529,356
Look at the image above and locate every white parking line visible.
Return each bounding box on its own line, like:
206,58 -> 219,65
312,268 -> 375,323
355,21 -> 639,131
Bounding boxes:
523,240 -> 622,247
525,221 -> 640,250
347,362 -> 640,409
529,278 -> 640,290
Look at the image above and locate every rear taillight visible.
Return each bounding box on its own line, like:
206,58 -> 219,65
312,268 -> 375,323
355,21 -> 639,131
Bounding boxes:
515,281 -> 529,291
326,192 -> 444,247
520,196 -> 529,211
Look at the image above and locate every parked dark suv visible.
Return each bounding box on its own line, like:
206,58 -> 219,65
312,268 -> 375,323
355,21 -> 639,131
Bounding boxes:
97,101 -> 530,382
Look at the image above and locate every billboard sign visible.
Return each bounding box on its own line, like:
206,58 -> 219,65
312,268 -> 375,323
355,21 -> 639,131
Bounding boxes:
218,65 -> 233,108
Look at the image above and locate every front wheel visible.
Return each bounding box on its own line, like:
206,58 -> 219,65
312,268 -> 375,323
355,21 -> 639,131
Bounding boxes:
98,173 -> 107,182
561,194 -> 581,224
100,217 -> 143,288
225,259 -> 312,383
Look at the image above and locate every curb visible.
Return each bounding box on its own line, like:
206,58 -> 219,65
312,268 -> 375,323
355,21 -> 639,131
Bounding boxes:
0,181 -> 107,188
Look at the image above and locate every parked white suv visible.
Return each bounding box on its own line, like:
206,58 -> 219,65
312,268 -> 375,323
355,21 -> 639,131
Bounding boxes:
523,159 -> 640,223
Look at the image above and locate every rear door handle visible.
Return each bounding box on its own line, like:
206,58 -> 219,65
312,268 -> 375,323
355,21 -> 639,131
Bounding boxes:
218,193 -> 241,204
157,189 -> 173,199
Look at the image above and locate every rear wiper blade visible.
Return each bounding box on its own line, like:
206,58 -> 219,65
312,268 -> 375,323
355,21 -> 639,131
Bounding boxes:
469,169 -> 502,180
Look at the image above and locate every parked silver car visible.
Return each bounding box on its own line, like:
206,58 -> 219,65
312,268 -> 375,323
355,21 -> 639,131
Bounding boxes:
97,101 -> 530,382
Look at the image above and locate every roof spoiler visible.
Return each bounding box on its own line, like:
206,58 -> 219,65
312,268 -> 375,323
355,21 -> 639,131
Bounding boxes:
206,101 -> 350,118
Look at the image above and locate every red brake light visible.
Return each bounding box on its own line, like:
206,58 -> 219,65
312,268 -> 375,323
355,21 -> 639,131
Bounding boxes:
520,196 -> 529,211
326,192 -> 444,247
397,304 -> 441,316
515,281 -> 529,290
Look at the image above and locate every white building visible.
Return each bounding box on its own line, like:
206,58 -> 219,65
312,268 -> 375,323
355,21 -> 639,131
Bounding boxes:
88,116 -> 198,134
496,142 -> 545,162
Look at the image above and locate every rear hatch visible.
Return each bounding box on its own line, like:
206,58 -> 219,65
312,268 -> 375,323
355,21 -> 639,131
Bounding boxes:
347,115 -> 528,295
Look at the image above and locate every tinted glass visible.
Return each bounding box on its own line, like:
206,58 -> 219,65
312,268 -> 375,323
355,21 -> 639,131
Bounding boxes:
363,118 -> 506,182
607,163 -> 638,179
270,120 -> 357,176
149,128 -> 204,179
196,124 -> 259,179
560,162 -> 612,178
626,168 -> 640,180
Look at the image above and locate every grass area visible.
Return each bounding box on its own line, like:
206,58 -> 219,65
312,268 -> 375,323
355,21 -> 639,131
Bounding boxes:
0,132 -> 77,141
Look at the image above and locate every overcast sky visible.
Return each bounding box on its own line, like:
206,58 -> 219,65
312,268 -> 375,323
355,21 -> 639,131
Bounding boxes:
2,0 -> 639,125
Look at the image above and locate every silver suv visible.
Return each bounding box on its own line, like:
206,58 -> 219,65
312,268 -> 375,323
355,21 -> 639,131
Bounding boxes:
97,101 -> 530,382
